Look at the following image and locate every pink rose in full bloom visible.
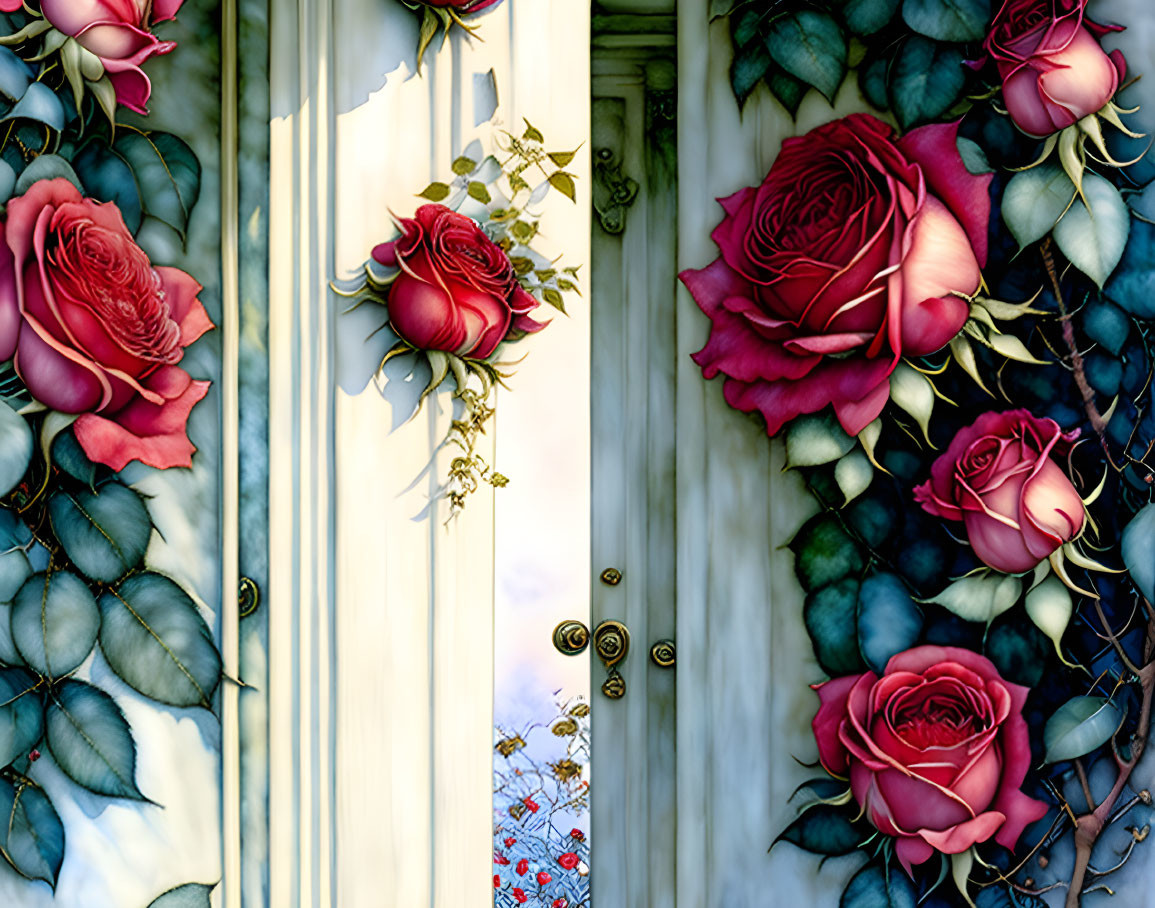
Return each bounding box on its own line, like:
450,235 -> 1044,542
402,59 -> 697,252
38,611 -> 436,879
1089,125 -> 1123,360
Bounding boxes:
914,410 -> 1085,573
0,0 -> 185,114
984,0 -> 1125,137
372,204 -> 544,361
0,179 -> 213,471
812,645 -> 1048,875
680,114 -> 991,437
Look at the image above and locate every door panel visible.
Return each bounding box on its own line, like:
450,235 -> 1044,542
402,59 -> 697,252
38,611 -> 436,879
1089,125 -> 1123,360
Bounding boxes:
590,32 -> 678,906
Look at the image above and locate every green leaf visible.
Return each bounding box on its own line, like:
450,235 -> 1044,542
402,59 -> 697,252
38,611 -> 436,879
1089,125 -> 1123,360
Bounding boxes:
522,119 -> 544,143
1002,164 -> 1075,249
889,362 -> 935,444
450,156 -> 476,176
14,154 -> 82,197
0,546 -> 30,604
1122,504 -> 1155,604
146,883 -> 214,908
730,38 -> 773,105
902,0 -> 990,41
835,450 -> 873,506
924,573 -> 1021,624
51,430 -> 98,488
0,668 -> 43,767
858,573 -> 923,672
11,571 -> 100,678
0,780 -> 63,888
48,483 -> 151,583
112,132 -> 201,240
418,182 -> 451,202
791,514 -> 866,591
1024,573 -> 1073,661
786,410 -> 855,468
858,55 -> 890,111
1053,172 -> 1130,288
542,288 -> 566,313
547,150 -> 579,168
46,679 -> 143,800
888,37 -> 966,130
765,11 -> 848,103
957,137 -> 993,175
0,399 -> 31,499
767,67 -> 807,115
1044,696 -> 1122,764
775,803 -> 863,855
840,861 -> 917,908
99,573 -> 221,709
805,578 -> 866,677
841,0 -> 900,35
547,172 -> 577,202
466,181 -> 491,204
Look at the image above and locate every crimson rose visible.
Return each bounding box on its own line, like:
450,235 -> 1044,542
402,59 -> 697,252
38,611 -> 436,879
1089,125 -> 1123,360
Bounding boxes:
372,204 -> 544,361
914,410 -> 1085,574
680,114 -> 991,437
984,0 -> 1125,137
813,646 -> 1048,874
0,179 -> 213,471
0,0 -> 185,114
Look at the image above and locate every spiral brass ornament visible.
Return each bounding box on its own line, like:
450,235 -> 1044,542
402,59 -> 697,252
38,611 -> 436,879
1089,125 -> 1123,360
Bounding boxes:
650,639 -> 676,668
601,672 -> 626,699
593,620 -> 630,668
552,620 -> 590,656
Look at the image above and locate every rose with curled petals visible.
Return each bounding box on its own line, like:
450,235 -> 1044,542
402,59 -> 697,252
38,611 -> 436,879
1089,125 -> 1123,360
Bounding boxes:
0,0 -> 185,114
984,0 -> 1125,137
0,179 -> 213,471
372,204 -> 544,361
680,114 -> 991,438
914,409 -> 1086,574
812,645 -> 1048,875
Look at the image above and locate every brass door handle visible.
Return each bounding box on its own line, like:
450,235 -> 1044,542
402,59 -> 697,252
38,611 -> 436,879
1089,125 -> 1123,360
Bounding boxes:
552,620 -> 673,696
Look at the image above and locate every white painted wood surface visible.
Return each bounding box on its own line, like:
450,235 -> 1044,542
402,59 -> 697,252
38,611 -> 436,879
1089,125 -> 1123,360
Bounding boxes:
267,3 -> 589,906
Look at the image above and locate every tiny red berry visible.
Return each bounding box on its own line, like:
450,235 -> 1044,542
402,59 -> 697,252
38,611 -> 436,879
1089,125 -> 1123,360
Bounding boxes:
28,750 -> 40,762
524,797 -> 540,813
493,875 -> 500,889
536,871 -> 552,885
513,888 -> 528,904
504,837 -> 516,847
516,858 -> 529,876
557,852 -> 579,870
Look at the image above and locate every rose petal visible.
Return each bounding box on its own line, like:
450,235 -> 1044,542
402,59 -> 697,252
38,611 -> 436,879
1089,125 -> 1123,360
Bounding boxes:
812,674 -> 861,777
917,810 -> 1006,854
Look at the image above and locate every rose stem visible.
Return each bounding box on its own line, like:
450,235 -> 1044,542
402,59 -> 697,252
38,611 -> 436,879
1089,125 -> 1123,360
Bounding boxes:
1064,601 -> 1155,908
1074,760 -> 1095,812
1039,239 -> 1113,460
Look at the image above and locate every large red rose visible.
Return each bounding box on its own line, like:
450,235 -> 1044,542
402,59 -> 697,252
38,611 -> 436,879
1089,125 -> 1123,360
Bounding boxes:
0,179 -> 213,471
984,0 -> 1125,137
813,646 -> 1048,875
0,0 -> 185,114
372,204 -> 543,361
680,114 -> 991,437
914,410 -> 1085,573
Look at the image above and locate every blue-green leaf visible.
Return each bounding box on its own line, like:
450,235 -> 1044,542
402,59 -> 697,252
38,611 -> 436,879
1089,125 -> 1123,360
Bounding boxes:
805,578 -> 866,677
791,514 -> 867,591
902,0 -> 990,41
1053,172 -> 1130,288
1105,218 -> 1155,318
1081,300 -> 1131,356
775,803 -> 863,855
146,883 -> 214,908
1122,504 -> 1155,604
1002,164 -> 1075,249
0,399 -> 32,499
858,573 -> 923,672
0,668 -> 42,767
1043,696 -> 1123,764
0,46 -> 31,102
11,571 -> 99,678
0,779 -> 63,888
2,83 -> 64,132
46,680 -> 143,799
48,483 -> 151,583
72,140 -> 144,235
766,11 -> 847,102
842,0 -> 900,35
99,573 -> 221,708
888,37 -> 966,130
14,154 -> 82,197
841,862 -> 917,908
112,131 -> 202,239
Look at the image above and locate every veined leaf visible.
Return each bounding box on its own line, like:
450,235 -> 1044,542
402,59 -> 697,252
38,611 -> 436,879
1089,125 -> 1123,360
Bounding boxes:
1053,172 -> 1130,288
0,668 -> 42,767
839,861 -> 916,908
1002,164 -> 1075,249
902,0 -> 989,41
889,362 -> 935,444
1121,504 -> 1155,604
11,571 -> 100,678
888,37 -> 966,130
1043,695 -> 1122,763
0,398 -> 32,499
766,11 -> 847,103
774,803 -> 863,856
1024,574 -> 1073,662
923,573 -> 1021,625
48,483 -> 152,583
0,780 -> 63,888
146,883 -> 214,908
112,132 -> 202,240
46,680 -> 143,800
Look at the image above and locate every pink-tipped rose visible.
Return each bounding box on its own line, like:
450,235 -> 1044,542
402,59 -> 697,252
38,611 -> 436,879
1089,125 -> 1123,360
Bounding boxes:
680,114 -> 991,437
813,645 -> 1048,875
914,410 -> 1086,574
0,179 -> 213,471
984,0 -> 1125,137
0,0 -> 183,114
372,204 -> 544,361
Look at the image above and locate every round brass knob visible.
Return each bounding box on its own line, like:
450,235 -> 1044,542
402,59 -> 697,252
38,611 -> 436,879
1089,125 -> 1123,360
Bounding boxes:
650,639 -> 676,668
599,567 -> 622,586
601,674 -> 626,699
593,620 -> 630,668
552,620 -> 590,656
